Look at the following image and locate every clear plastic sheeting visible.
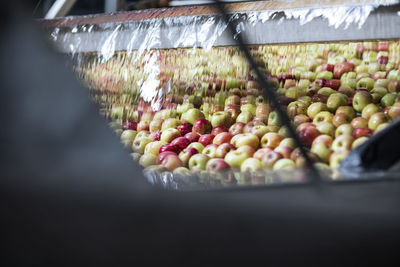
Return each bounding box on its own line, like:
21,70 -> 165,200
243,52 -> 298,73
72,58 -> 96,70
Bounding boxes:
42,1 -> 400,190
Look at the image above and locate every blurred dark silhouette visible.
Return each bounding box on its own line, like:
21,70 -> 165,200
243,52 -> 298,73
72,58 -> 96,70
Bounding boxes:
1,2 -> 400,266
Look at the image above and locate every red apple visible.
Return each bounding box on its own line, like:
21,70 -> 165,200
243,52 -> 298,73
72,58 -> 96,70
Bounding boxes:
261,150 -> 283,168
170,137 -> 191,150
122,121 -> 137,131
333,62 -> 355,79
253,147 -> 273,161
213,132 -> 232,145
192,118 -> 212,134
325,79 -> 341,90
211,126 -> 228,136
293,114 -> 311,126
274,146 -> 293,159
236,145 -> 256,157
149,131 -> 161,141
157,151 -> 177,164
224,104 -> 241,120
229,122 -> 245,136
178,147 -> 199,166
352,128 -> 373,139
159,144 -> 181,155
215,143 -> 236,158
321,64 -> 334,72
350,117 -> 368,129
198,134 -> 215,147
177,123 -> 192,136
299,126 -> 321,147
161,154 -> 183,171
184,132 -> 200,143
207,159 -> 230,172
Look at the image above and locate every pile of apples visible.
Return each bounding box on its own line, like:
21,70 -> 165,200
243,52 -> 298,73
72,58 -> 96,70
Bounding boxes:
79,40 -> 400,182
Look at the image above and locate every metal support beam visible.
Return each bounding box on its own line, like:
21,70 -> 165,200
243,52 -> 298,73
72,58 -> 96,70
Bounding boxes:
45,0 -> 77,19
105,0 -> 126,13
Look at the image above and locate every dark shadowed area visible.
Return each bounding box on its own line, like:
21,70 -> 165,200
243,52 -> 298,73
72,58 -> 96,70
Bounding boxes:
1,2 -> 400,266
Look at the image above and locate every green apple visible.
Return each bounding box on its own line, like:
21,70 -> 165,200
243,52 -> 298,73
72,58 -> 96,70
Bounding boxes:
316,122 -> 335,137
317,87 -> 336,96
368,112 -> 387,130
160,128 -> 181,143
161,118 -> 181,131
326,93 -> 348,112
374,79 -> 389,88
144,141 -> 167,156
187,142 -> 205,153
361,103 -> 380,120
139,154 -> 157,167
188,154 -> 210,170
240,158 -> 262,172
211,111 -> 232,128
352,137 -> 369,149
224,150 -> 250,169
335,124 -> 353,137
307,103 -> 328,119
381,93 -> 396,107
313,111 -> 334,125
352,91 -> 372,112
132,137 -> 153,154
316,71 -> 333,80
280,138 -> 296,149
341,78 -> 357,89
177,103 -> 194,115
268,111 -> 282,127
240,104 -> 257,116
234,133 -> 260,150
272,158 -> 296,171
356,77 -> 375,90
329,150 -> 349,169
311,143 -> 332,163
236,111 -> 254,124
181,108 -> 205,124
120,130 -> 137,143
387,69 -> 400,80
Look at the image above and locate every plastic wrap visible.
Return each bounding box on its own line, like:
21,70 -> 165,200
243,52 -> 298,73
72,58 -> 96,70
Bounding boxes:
42,0 -> 400,189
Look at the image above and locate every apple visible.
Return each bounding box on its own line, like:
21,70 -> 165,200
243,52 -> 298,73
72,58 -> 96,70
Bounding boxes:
356,77 -> 375,90
299,126 -> 320,147
317,71 -> 333,80
149,119 -> 163,132
273,158 -> 296,171
352,128 -> 373,139
144,140 -> 167,156
139,154 -> 157,167
236,111 -> 254,124
224,104 -> 241,120
256,103 -> 270,117
251,125 -> 270,139
293,114 -> 311,126
188,154 -> 210,170
202,144 -> 218,158
333,62 -> 355,78
336,106 -> 356,120
260,132 -> 282,149
268,111 -> 282,127
312,134 -> 333,147
211,111 -> 232,128
157,151 -> 176,164
253,147 -> 272,161
213,132 -> 232,145
243,120 -> 264,133
311,143 -> 332,163
192,118 -> 212,134
381,93 -> 396,107
160,118 -> 180,131
179,147 -> 199,166
159,143 -> 181,155
296,122 -> 316,133
352,137 -> 369,148
229,122 -> 245,136
316,122 -> 335,137
236,145 -> 256,157
225,150 -> 250,169
274,146 -> 293,159
329,150 -> 349,169
181,108 -> 205,124
287,101 -> 308,118
307,103 -> 328,120
120,130 -> 137,143
335,124 -> 354,137
225,95 -> 240,105
261,150 -> 283,168
350,117 -> 368,129
122,121 -> 137,131
368,112 -> 388,130
361,103 -> 380,120
234,133 -> 260,149
332,113 -> 349,127
198,134 -> 215,147
388,80 -> 400,93
177,103 -> 194,115
314,78 -> 327,88
216,143 -> 236,158
207,158 -> 230,172
161,154 -> 183,171
170,137 -> 191,150
160,128 -> 181,143
332,134 -> 354,151
184,132 -> 200,143
211,126 -> 228,136
352,91 -> 372,112
313,111 -> 334,125
321,64 -> 334,72
137,121 -> 150,132
187,142 -> 205,153
149,131 -> 161,141
326,93 -> 348,112
311,94 -> 329,104
240,158 -> 262,172
177,123 -> 192,136
132,137 -> 152,154
317,87 -> 336,96
388,103 -> 400,120
338,86 -> 355,96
